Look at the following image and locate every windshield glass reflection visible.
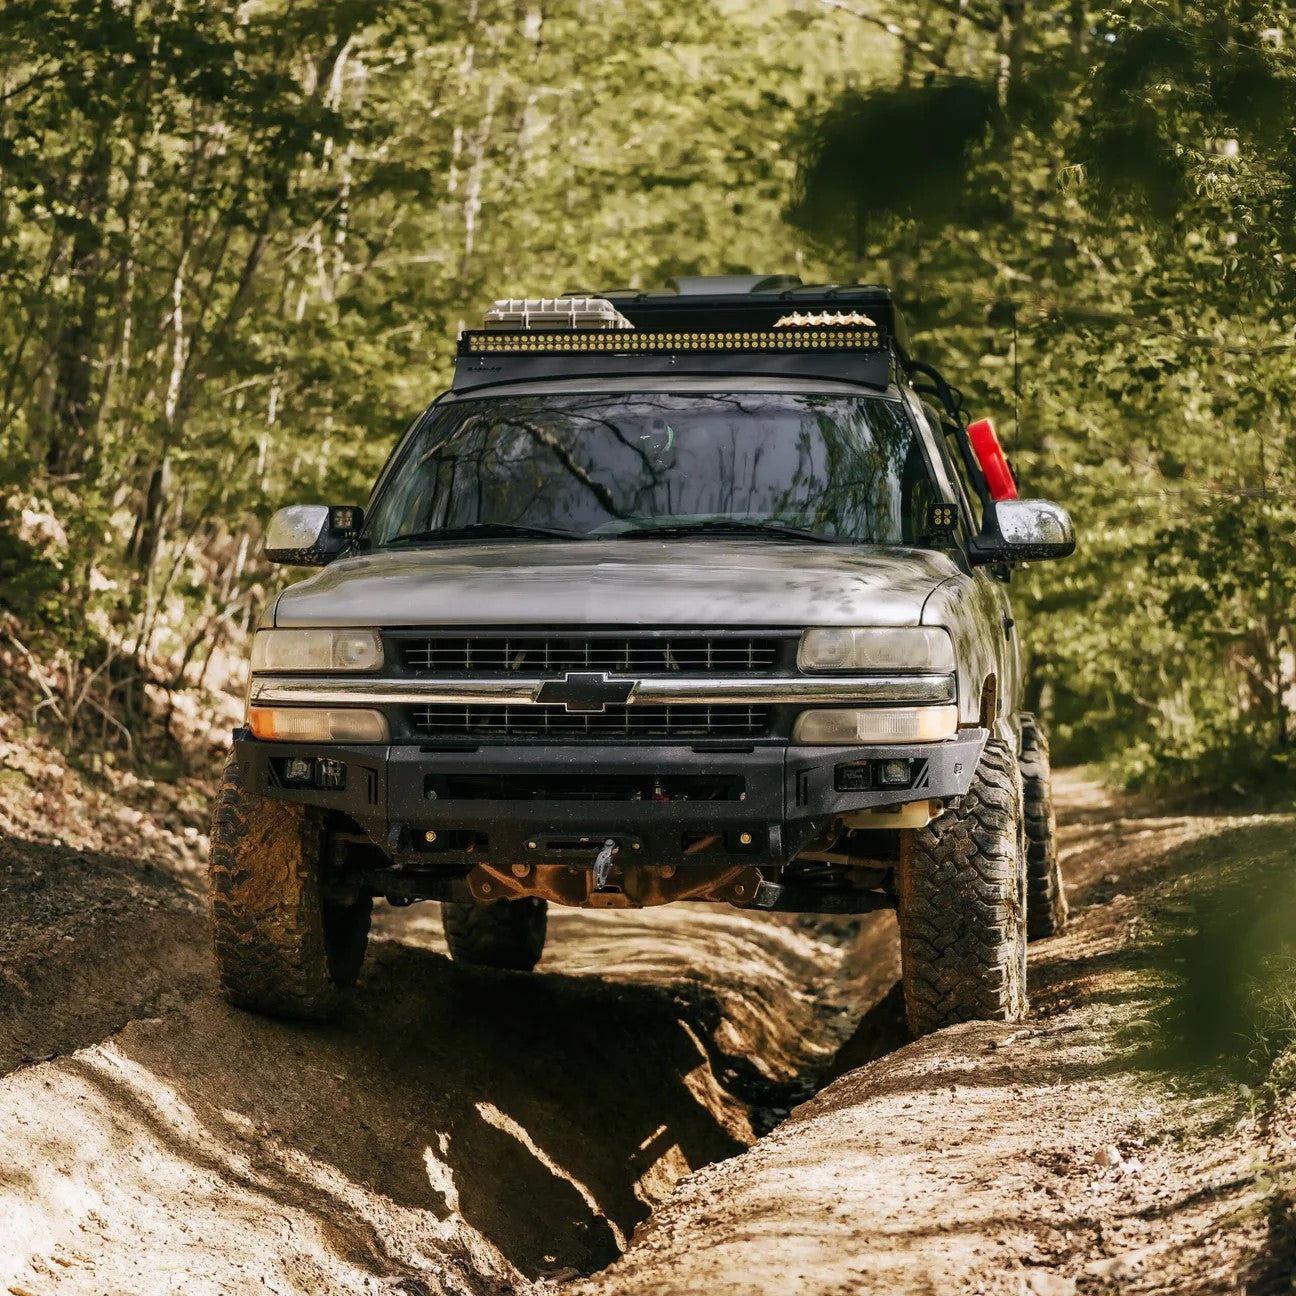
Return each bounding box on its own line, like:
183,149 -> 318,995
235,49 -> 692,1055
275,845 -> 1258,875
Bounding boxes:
366,392 -> 936,546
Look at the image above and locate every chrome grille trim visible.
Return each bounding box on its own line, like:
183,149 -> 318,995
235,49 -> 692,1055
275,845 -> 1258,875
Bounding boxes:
248,673 -> 957,708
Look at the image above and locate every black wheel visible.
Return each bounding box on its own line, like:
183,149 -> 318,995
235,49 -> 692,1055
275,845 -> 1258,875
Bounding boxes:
441,898 -> 547,971
897,737 -> 1028,1037
1020,714 -> 1068,940
209,756 -> 371,1020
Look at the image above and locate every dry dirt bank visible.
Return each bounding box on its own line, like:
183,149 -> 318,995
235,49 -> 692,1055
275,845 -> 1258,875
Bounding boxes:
577,779 -> 1296,1296
1,735 -> 1291,1295
0,722 -> 874,1293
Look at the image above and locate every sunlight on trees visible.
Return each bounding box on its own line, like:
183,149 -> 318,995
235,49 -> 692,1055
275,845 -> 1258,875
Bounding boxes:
0,0 -> 1291,791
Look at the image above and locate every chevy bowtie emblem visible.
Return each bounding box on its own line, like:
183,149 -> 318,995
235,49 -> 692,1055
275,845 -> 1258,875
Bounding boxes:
534,672 -> 637,713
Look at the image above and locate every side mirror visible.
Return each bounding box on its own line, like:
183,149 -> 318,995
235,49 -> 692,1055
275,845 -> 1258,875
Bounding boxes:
970,499 -> 1075,565
264,504 -> 364,566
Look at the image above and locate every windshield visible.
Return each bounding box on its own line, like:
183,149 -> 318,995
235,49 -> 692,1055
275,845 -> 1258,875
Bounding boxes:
365,391 -> 937,546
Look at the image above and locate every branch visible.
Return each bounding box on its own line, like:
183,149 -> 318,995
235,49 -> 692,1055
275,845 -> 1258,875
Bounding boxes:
816,0 -> 997,46
921,0 -> 999,35
4,632 -> 67,725
815,0 -> 920,51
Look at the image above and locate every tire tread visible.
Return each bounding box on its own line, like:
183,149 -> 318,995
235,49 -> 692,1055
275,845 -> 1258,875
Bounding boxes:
898,738 -> 1028,1036
442,898 -> 547,971
208,756 -> 370,1020
1020,715 -> 1068,940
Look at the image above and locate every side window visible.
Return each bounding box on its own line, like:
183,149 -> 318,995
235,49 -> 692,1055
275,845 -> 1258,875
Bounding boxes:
899,434 -> 939,544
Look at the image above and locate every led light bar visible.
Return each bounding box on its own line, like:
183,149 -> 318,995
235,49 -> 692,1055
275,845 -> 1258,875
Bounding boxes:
773,310 -> 877,328
461,326 -> 884,355
484,297 -> 634,331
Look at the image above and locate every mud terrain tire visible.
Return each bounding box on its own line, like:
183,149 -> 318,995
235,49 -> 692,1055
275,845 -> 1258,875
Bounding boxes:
897,737 -> 1028,1037
209,757 -> 371,1020
1020,714 -> 1068,940
442,898 -> 547,971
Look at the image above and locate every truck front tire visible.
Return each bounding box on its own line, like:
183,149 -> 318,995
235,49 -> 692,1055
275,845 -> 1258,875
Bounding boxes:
1020,714 -> 1068,940
897,737 -> 1028,1037
441,898 -> 547,971
209,757 -> 371,1020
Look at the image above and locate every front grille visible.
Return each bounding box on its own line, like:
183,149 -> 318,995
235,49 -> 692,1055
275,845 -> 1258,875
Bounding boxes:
410,703 -> 770,739
400,634 -> 779,674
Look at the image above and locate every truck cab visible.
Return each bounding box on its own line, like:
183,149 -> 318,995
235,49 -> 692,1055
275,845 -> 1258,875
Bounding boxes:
209,278 -> 1075,1036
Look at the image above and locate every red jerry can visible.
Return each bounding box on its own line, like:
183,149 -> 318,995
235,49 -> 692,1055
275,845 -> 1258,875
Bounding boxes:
966,418 -> 1018,501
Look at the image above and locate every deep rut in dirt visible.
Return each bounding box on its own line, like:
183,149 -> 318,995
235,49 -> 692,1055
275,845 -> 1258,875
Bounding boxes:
8,772 -> 1277,1295
576,780 -> 1296,1296
0,819 -> 880,1295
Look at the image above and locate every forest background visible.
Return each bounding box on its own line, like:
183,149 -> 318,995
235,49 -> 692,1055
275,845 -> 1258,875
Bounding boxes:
0,0 -> 1293,794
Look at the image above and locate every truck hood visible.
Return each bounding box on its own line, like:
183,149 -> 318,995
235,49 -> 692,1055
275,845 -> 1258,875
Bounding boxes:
271,540 -> 961,629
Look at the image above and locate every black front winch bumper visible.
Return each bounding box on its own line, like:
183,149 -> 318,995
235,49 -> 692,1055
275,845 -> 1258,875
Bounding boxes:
233,728 -> 989,871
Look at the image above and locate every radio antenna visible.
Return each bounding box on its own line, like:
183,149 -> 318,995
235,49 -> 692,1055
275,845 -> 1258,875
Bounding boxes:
1012,300 -> 1021,439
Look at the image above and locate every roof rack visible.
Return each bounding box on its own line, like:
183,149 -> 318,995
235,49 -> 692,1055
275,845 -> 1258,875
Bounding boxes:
452,279 -> 905,393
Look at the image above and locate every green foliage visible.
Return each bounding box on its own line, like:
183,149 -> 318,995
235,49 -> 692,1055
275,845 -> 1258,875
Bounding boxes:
0,524 -> 65,627
1,0 -> 1293,792
793,0 -> 1296,792
1144,824 -> 1296,1086
788,79 -> 1000,246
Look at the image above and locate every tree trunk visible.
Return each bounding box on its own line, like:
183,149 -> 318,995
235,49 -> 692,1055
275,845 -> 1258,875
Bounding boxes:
48,135 -> 113,477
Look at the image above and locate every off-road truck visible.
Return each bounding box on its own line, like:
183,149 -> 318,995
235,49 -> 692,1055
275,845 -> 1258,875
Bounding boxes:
209,277 -> 1075,1037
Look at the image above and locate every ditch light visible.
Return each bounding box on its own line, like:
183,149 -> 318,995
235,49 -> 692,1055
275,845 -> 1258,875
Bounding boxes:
282,756 -> 348,790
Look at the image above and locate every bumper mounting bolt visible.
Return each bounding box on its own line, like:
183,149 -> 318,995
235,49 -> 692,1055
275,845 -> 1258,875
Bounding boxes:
511,862 -> 530,878
526,840 -> 537,850
481,881 -> 493,894
739,832 -> 753,846
424,830 -> 437,844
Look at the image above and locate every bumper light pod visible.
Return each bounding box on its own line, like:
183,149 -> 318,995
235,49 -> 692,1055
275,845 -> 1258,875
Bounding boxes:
248,707 -> 389,743
793,705 -> 958,745
797,627 -> 956,673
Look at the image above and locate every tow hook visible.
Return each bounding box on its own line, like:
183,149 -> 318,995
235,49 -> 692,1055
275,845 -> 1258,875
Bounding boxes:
592,838 -> 617,890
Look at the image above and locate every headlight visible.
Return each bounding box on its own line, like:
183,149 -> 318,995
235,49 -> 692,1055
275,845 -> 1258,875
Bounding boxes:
248,707 -> 389,743
798,627 -> 956,673
793,705 -> 959,745
250,628 -> 384,673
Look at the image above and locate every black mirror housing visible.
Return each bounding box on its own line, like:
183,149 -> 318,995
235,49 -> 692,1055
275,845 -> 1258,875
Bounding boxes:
264,504 -> 365,566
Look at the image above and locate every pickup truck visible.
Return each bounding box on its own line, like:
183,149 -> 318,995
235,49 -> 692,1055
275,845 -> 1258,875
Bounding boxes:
209,276 -> 1075,1037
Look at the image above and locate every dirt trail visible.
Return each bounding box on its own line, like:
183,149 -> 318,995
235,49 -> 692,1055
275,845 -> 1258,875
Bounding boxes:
0,767 -> 1289,1294
0,772 -> 874,1292
577,778 -> 1296,1296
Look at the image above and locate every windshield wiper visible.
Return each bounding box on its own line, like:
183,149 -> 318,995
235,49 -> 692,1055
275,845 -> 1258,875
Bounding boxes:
609,519 -> 845,544
385,522 -> 588,546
